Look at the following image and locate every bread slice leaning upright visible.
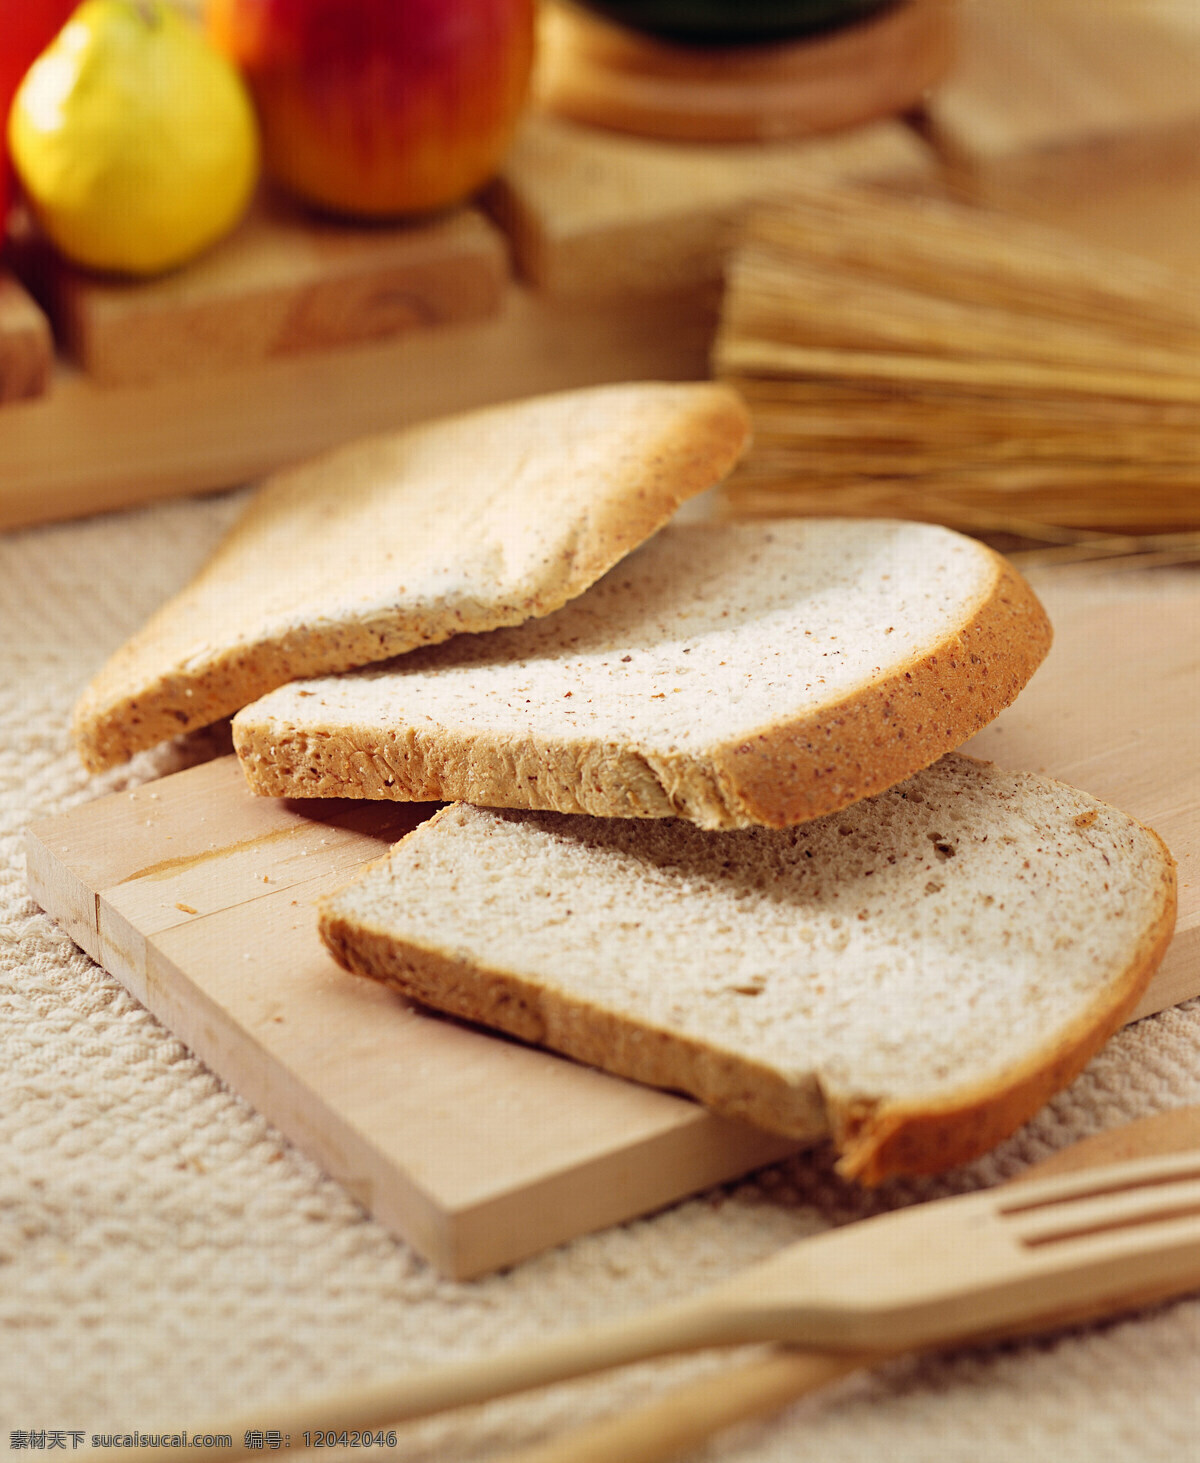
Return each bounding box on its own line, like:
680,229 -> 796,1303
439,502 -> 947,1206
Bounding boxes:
73,381 -> 751,772
235,519 -> 1052,830
319,754 -> 1177,1184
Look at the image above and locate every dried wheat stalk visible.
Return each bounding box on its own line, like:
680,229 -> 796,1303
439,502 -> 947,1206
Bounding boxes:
714,185 -> 1200,556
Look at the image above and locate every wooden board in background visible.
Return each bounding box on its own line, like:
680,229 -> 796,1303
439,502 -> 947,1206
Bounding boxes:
24,578 -> 1200,1277
488,114 -> 933,298
35,198 -> 510,388
0,114 -> 931,532
7,0 -> 1200,532
918,0 -> 1200,293
927,0 -> 1200,207
0,269 -> 52,404
0,283 -> 716,532
533,0 -> 955,143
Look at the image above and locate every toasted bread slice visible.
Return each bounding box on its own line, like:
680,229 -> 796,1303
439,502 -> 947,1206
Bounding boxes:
73,381 -> 750,772
235,519 -> 1051,830
318,754 -> 1177,1183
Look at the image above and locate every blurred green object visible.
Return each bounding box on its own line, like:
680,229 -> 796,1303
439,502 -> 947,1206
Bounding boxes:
571,0 -> 898,45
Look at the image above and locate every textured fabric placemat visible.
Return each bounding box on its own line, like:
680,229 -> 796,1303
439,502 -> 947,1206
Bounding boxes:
3,492 -> 1200,1461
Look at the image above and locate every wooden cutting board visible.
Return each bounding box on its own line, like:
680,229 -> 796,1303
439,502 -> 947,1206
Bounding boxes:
24,759 -> 797,1281
24,573 -> 1200,1279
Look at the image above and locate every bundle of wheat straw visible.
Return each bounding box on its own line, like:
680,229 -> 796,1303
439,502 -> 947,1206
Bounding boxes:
713,185 -> 1200,560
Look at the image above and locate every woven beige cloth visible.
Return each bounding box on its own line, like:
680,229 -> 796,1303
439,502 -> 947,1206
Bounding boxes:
3,491 -> 1200,1461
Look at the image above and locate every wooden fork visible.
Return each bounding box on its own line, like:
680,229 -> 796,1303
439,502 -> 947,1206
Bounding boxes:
497,1104 -> 1200,1463
186,1146 -> 1200,1449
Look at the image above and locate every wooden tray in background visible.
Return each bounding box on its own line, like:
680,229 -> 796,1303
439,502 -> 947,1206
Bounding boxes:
8,0 -> 1200,530
24,574 -> 1200,1278
0,109 -> 930,530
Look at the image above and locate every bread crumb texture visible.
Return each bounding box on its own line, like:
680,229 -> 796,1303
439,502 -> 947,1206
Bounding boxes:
238,519 -> 1051,829
72,381 -> 750,771
319,755 -> 1176,1183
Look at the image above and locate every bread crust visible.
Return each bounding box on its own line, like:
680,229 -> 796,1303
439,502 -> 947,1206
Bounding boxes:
320,880 -> 831,1141
707,551 -> 1051,827
73,382 -> 751,772
236,534 -> 1052,832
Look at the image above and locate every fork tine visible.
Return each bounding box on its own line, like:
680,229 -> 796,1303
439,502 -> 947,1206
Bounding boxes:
722,1151 -> 1200,1355
1004,1175 -> 1200,1248
995,1149 -> 1200,1215
942,1155 -> 1200,1345
988,1210 -> 1200,1331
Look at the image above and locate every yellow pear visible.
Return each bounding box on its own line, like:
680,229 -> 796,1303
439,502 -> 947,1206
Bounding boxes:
9,0 -> 259,276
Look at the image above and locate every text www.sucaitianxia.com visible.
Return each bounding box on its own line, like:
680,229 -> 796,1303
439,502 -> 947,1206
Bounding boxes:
9,1433 -> 234,1450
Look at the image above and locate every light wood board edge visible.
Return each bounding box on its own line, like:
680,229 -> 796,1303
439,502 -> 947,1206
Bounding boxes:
0,283 -> 714,533
109,876 -> 457,1273
446,1109 -> 800,1280
21,828 -> 483,1275
1130,946 -> 1200,1024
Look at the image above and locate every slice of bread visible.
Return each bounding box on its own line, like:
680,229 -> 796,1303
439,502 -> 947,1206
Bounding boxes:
234,519 -> 1052,831
73,381 -> 750,772
318,754 -> 1177,1184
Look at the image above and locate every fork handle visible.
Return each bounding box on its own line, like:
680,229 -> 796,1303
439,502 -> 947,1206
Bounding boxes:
290,1298 -> 734,1425
495,1348 -> 870,1463
88,1298 -> 745,1463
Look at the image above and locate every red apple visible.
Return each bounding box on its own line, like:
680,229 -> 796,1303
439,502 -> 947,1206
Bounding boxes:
0,0 -> 79,240
205,0 -> 535,219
